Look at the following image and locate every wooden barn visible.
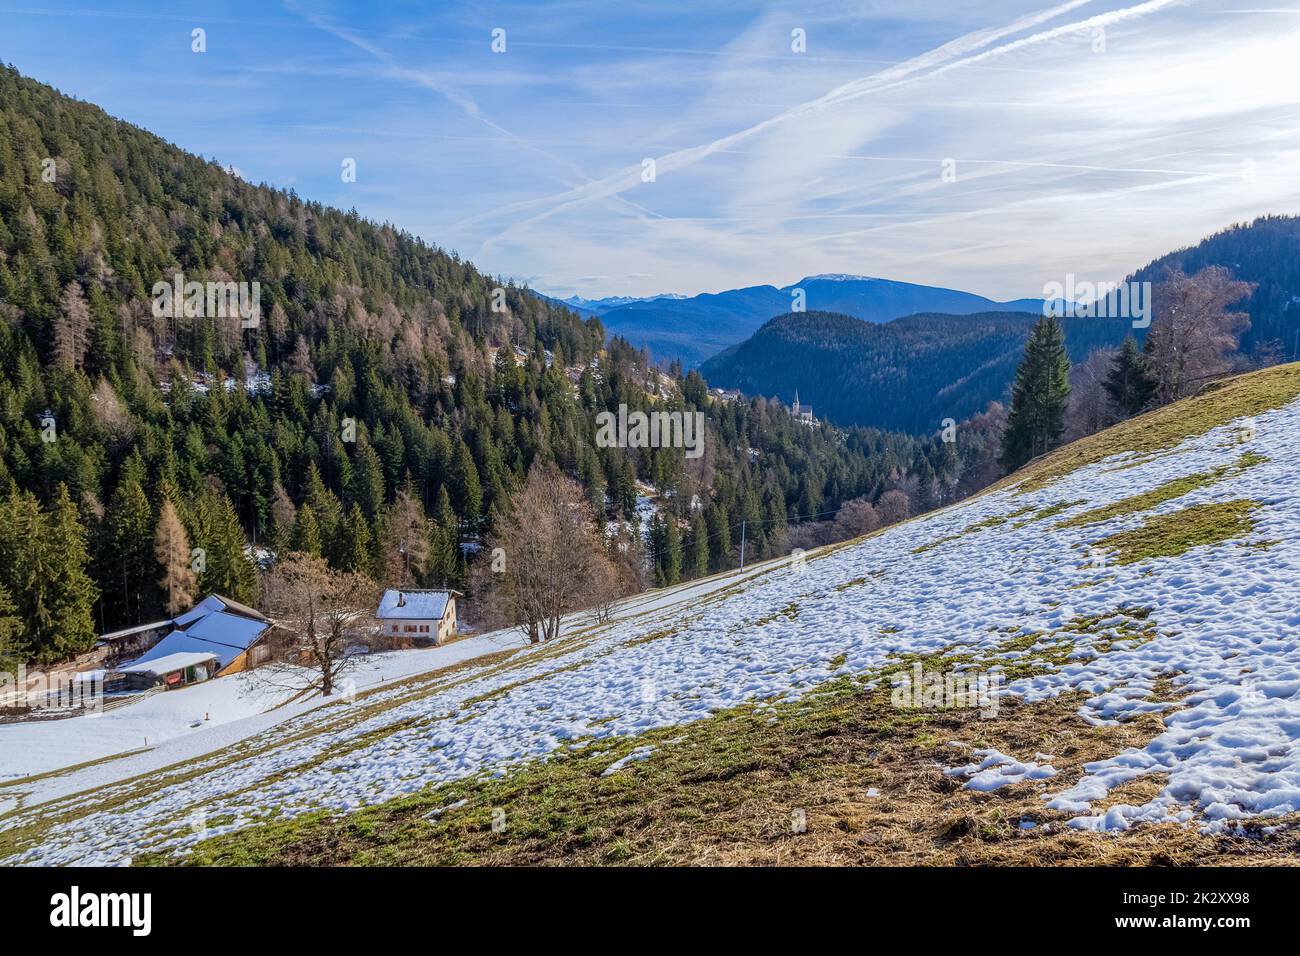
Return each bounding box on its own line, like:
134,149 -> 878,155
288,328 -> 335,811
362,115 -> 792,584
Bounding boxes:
122,595 -> 273,679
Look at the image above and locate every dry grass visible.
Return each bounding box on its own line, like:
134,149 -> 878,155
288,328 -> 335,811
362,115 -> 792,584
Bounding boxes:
168,663 -> 1300,867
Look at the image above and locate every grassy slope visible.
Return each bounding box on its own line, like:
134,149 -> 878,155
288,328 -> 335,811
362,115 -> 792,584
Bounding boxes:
154,363 -> 1300,867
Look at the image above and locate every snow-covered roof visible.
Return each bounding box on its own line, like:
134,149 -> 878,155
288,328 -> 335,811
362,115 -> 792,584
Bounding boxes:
184,611 -> 269,649
172,594 -> 227,628
128,595 -> 272,671
173,594 -> 266,629
376,589 -> 457,620
97,619 -> 172,642
119,652 -> 217,677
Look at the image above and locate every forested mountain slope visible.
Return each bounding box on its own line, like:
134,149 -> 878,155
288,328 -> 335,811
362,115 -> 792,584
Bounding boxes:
0,64 -> 978,666
1128,214 -> 1300,360
700,309 -> 1133,433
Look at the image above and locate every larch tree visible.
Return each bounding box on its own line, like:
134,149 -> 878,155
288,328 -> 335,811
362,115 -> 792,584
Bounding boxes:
155,497 -> 197,616
477,462 -> 613,644
385,487 -> 430,586
53,280 -> 91,370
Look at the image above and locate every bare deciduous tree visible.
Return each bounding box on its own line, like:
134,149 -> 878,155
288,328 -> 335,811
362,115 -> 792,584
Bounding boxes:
1145,267 -> 1254,404
384,488 -> 430,586
831,497 -> 881,541
1064,347 -> 1119,441
478,462 -> 613,644
587,555 -> 625,624
53,281 -> 91,370
258,552 -> 379,697
876,489 -> 912,526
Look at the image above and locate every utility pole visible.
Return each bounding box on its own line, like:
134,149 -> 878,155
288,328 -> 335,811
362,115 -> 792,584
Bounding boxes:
739,519 -> 746,570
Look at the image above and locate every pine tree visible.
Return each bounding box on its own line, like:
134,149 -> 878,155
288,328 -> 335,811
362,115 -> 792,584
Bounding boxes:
196,490 -> 258,605
155,497 -> 197,615
105,477 -> 155,624
1103,334 -> 1157,418
43,485 -> 99,661
291,502 -> 323,557
661,516 -> 683,586
687,513 -> 709,579
1000,316 -> 1071,471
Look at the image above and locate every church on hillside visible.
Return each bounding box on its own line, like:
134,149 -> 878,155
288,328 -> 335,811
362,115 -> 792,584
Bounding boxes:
791,391 -> 816,426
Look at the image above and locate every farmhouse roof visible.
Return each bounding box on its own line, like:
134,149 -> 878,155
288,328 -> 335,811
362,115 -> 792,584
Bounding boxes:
376,589 -> 461,621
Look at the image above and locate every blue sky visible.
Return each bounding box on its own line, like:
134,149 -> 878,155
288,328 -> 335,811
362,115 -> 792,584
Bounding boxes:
4,1 -> 1300,300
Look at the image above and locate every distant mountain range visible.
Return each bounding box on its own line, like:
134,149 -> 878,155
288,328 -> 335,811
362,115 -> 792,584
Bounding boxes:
699,310 -> 1135,434
698,215 -> 1300,433
543,276 -> 1049,366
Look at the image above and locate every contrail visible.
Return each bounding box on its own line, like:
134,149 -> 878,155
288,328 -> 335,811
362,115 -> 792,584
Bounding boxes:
455,0 -> 1103,243
465,0 -> 1185,259
283,0 -> 594,191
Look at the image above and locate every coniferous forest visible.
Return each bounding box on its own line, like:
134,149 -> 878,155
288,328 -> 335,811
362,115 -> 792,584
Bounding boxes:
0,64 -> 991,668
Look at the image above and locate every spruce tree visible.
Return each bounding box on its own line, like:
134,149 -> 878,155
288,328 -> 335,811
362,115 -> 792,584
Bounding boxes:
196,490 -> 258,605
450,438 -> 483,526
1103,334 -> 1157,418
105,477 -> 154,624
1000,316 -> 1071,471
338,503 -> 375,577
428,486 -> 460,588
687,513 -> 709,580
291,503 -> 323,557
662,516 -> 683,586
0,581 -> 24,672
44,485 -> 99,661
